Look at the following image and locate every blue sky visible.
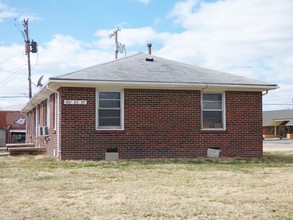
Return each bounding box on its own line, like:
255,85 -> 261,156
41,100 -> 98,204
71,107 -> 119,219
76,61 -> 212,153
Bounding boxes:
1,0 -> 181,46
0,0 -> 293,110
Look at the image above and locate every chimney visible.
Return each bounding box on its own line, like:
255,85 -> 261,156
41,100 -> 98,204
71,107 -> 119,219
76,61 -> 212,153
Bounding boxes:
147,43 -> 152,55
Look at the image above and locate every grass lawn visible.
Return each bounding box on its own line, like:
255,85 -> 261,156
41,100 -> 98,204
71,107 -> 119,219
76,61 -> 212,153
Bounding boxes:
0,152 -> 292,220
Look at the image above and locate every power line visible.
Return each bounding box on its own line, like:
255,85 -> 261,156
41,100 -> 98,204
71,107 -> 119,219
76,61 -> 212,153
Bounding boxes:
0,64 -> 27,75
0,74 -> 24,89
0,65 -> 27,88
0,64 -> 26,76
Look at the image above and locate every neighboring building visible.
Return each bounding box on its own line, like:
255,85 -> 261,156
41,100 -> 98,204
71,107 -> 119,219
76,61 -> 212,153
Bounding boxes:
263,109 -> 293,139
0,105 -> 26,147
22,52 -> 277,160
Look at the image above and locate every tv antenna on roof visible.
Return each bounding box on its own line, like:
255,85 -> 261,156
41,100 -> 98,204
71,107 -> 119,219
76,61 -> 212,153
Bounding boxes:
31,75 -> 44,88
108,28 -> 126,59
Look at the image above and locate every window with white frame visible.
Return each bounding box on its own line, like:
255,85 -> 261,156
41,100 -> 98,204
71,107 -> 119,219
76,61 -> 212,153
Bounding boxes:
202,93 -> 225,129
97,91 -> 123,129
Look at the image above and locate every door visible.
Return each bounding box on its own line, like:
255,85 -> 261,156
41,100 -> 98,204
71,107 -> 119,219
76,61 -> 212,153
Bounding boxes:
279,125 -> 287,138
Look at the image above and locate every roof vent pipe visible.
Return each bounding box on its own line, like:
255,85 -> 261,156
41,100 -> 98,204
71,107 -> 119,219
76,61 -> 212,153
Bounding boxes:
147,43 -> 152,55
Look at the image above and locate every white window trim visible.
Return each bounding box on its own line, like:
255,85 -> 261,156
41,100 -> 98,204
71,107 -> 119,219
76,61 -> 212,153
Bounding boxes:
96,89 -> 124,130
201,92 -> 226,130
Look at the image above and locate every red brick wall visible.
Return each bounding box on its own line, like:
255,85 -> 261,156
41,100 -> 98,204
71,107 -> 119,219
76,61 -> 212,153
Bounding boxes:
0,111 -> 26,144
197,91 -> 263,157
0,111 -> 26,129
59,87 -> 98,159
26,95 -> 58,155
57,88 -> 263,160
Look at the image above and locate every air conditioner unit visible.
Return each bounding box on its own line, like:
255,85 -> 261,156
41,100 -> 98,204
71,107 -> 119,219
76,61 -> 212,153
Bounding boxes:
38,126 -> 49,137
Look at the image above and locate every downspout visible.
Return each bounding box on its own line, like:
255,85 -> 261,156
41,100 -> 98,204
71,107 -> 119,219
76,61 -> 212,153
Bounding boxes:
35,105 -> 39,147
262,90 -> 269,138
200,83 -> 209,129
201,83 -> 209,92
46,85 -> 61,159
262,90 -> 268,96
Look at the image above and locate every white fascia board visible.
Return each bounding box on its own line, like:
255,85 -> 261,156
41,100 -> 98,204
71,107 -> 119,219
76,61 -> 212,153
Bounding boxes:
21,79 -> 278,113
22,81 -> 53,113
49,79 -> 278,91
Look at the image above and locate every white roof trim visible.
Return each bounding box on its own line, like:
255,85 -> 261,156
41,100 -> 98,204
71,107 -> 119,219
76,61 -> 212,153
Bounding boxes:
49,79 -> 277,90
21,79 -> 276,113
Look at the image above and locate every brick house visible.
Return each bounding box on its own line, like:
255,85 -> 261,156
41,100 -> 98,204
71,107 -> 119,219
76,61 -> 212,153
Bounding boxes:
22,52 -> 277,160
263,109 -> 293,139
0,105 -> 26,147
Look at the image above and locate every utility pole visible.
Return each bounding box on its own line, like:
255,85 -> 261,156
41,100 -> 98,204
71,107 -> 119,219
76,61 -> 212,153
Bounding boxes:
22,18 -> 32,99
108,28 -> 126,59
21,18 -> 38,99
109,28 -> 119,59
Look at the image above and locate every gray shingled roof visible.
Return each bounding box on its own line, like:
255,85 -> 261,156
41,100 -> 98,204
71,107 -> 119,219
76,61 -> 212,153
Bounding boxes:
51,52 -> 276,87
22,52 -> 278,113
263,109 -> 293,126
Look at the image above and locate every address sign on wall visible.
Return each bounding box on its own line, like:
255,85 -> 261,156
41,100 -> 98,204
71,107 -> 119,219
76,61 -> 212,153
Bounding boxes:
64,100 -> 87,105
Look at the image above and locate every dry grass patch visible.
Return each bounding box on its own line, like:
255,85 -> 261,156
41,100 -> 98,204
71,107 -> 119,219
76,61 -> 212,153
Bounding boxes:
0,152 -> 292,220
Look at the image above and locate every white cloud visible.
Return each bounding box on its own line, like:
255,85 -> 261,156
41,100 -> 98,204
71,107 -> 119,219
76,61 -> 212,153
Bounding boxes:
165,0 -> 293,65
0,3 -> 40,22
1,0 -> 293,111
0,34 -> 115,108
0,43 -> 28,108
32,34 -> 115,81
95,27 -> 157,48
0,26 -> 166,107
95,27 -> 171,53
161,0 -> 293,110
0,2 -> 18,21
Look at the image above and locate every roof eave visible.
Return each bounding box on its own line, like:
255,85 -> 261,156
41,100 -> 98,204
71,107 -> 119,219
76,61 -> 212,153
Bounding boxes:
21,79 -> 278,113
263,120 -> 289,127
21,81 -> 53,113
49,78 -> 278,91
